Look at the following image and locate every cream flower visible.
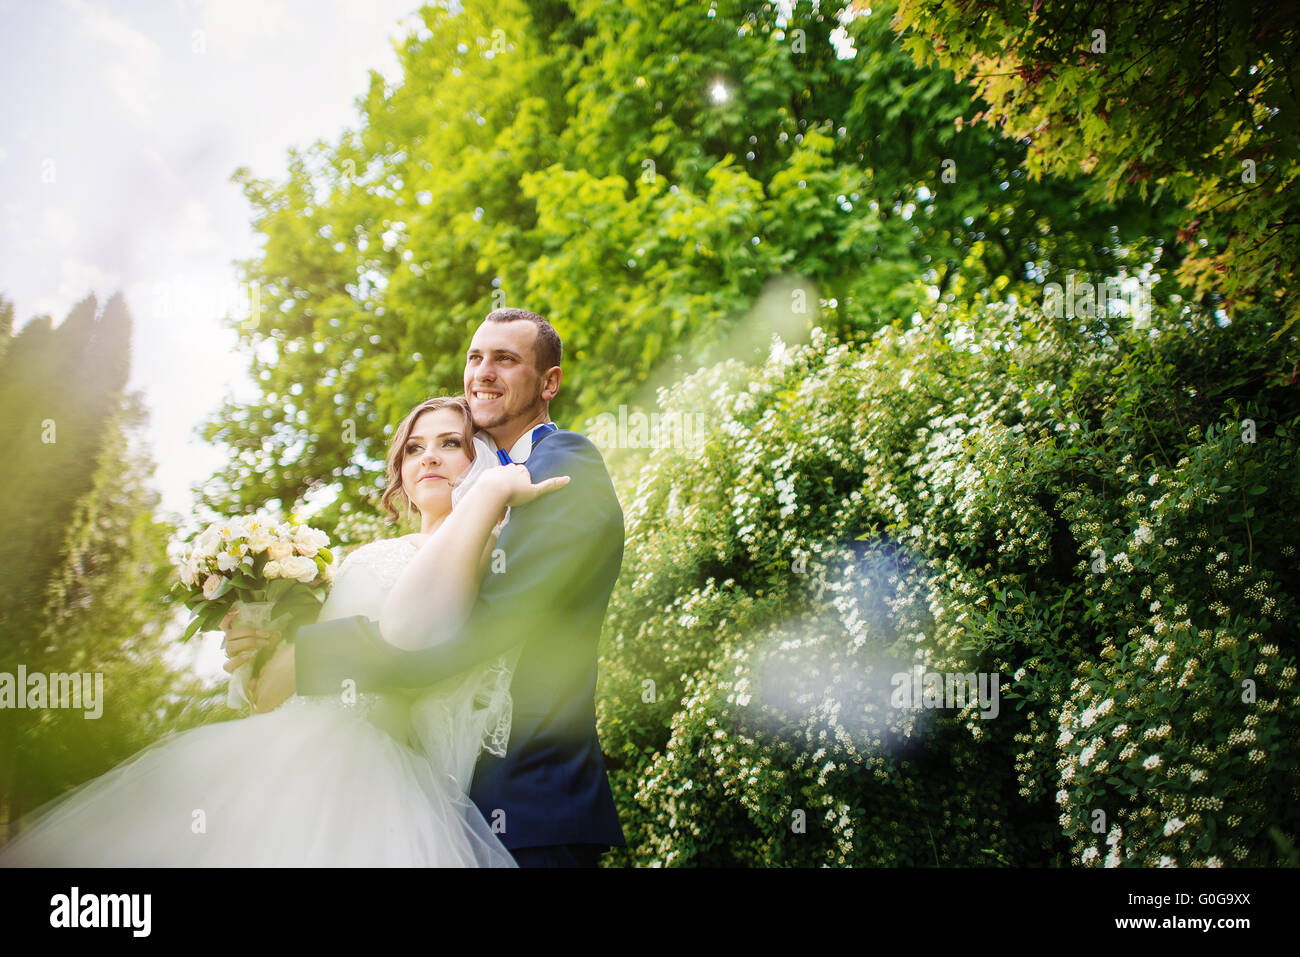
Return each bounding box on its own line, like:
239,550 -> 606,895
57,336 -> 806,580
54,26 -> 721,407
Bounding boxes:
267,540 -> 295,562
282,555 -> 319,583
246,528 -> 276,553
293,525 -> 330,557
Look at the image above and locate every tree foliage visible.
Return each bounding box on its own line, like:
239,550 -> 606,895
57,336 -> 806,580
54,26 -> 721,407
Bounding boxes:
203,0 -> 1176,529
894,0 -> 1300,328
0,296 -> 224,830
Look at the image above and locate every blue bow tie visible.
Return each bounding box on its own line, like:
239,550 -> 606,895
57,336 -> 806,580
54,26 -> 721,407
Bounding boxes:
496,423 -> 558,465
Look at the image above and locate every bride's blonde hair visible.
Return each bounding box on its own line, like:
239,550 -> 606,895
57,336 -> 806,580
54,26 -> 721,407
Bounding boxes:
380,396 -> 475,524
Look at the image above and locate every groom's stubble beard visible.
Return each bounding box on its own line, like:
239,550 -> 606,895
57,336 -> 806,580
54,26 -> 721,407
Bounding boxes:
469,378 -> 547,435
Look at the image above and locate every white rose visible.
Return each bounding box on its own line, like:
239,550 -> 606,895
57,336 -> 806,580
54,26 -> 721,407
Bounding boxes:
263,560 -> 285,579
284,555 -> 319,583
202,574 -> 222,599
293,526 -> 329,557
267,540 -> 294,562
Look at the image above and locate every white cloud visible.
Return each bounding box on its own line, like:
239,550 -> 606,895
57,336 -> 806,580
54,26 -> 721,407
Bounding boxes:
61,0 -> 163,125
4,0 -> 422,518
195,0 -> 291,59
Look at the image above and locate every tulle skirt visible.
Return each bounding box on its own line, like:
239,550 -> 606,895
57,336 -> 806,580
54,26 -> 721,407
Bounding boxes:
0,695 -> 516,867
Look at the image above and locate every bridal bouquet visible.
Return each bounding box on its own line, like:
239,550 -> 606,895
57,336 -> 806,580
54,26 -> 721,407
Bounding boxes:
172,515 -> 335,708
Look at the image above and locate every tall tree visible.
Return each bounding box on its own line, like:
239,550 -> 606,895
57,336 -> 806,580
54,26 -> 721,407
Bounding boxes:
0,295 -> 222,830
0,294 -> 130,660
204,0 -> 1179,529
894,0 -> 1300,327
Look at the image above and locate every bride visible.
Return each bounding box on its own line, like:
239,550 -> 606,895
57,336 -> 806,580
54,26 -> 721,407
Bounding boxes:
0,395 -> 564,867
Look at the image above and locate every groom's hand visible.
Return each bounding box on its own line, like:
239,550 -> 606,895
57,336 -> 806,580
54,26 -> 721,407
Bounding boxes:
249,642 -> 295,714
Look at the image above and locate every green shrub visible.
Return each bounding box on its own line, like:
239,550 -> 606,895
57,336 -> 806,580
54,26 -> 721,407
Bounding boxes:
593,300 -> 1300,866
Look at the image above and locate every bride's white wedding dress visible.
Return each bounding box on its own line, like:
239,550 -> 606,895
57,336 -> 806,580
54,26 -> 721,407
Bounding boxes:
0,538 -> 517,867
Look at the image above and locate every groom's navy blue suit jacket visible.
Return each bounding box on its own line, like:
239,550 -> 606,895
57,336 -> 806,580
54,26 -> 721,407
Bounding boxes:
293,428 -> 626,850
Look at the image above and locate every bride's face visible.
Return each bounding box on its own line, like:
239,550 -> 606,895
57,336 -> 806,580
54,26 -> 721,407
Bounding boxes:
400,408 -> 474,519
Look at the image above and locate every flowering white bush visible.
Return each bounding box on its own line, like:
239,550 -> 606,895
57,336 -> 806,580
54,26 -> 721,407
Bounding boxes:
594,300 -> 1300,867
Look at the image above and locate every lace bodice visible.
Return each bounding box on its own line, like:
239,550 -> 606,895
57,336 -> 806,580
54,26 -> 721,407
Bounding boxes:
319,537 -> 422,616
296,536 -> 519,788
354,538 -> 417,587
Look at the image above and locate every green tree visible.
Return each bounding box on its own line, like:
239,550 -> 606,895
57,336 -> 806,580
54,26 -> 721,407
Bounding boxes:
894,0 -> 1300,328
0,294 -> 130,663
203,0 -> 1178,530
0,296 -> 224,832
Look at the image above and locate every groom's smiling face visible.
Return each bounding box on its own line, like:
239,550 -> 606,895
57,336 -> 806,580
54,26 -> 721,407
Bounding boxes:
464,319 -> 551,435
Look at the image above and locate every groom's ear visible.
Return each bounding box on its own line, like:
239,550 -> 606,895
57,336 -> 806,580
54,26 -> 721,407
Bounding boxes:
540,365 -> 562,402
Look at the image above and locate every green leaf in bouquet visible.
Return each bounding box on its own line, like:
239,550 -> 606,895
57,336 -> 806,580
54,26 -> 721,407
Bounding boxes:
318,547 -> 333,565
273,592 -> 323,621
266,578 -> 296,603
229,570 -> 257,589
181,614 -> 205,642
199,602 -> 229,631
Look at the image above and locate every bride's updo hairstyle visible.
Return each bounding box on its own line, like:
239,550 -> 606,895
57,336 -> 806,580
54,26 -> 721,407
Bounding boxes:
381,395 -> 476,523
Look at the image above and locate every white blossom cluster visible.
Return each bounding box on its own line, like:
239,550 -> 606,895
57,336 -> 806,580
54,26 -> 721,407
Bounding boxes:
177,514 -> 333,598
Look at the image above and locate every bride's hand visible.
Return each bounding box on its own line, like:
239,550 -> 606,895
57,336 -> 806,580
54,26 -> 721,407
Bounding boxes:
219,608 -> 278,674
483,463 -> 570,508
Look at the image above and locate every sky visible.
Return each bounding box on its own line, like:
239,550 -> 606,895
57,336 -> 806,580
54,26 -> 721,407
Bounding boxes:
1,0 -> 426,517
1,0 -> 427,680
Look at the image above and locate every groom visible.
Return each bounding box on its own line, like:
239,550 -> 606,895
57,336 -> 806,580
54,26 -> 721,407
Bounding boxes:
232,307 -> 626,867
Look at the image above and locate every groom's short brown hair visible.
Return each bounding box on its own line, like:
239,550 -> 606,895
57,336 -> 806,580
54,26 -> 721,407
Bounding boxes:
485,307 -> 561,373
